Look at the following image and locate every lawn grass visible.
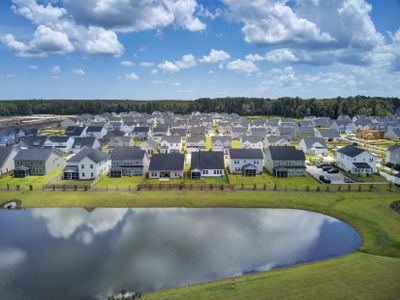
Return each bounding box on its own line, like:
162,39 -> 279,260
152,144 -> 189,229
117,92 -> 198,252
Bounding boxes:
0,167 -> 63,189
143,176 -> 229,185
95,176 -> 143,188
343,172 -> 388,183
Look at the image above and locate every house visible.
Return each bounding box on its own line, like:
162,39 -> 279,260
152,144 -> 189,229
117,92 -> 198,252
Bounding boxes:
160,136 -> 183,154
240,136 -> 265,150
264,146 -> 306,177
140,139 -> 158,155
44,136 -> 74,153
60,118 -> 79,128
229,149 -> 264,176
265,136 -> 290,147
211,136 -> 232,155
0,127 -> 26,146
315,129 -> 341,141
249,128 -> 267,139
13,148 -> 64,177
71,137 -> 101,154
386,144 -> 400,167
108,136 -> 134,151
148,153 -> 185,179
296,127 -> 315,139
336,145 -> 377,175
65,126 -> 86,137
330,120 -> 356,134
86,126 -> 107,139
190,151 -> 224,179
231,127 -> 247,139
277,127 -> 297,140
19,136 -> 47,149
110,146 -> 149,177
299,138 -> 328,156
133,126 -> 151,140
63,149 -> 111,180
385,128 -> 400,141
186,136 -> 207,153
0,147 -> 18,175
189,126 -> 206,137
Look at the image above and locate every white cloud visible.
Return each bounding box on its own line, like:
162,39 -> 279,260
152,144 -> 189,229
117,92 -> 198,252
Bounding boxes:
28,65 -> 38,70
226,59 -> 258,74
151,69 -> 159,75
140,61 -> 155,68
245,53 -> 266,62
30,25 -> 74,54
121,60 -> 134,67
124,72 -> 139,80
200,49 -> 231,64
72,68 -> 85,76
266,48 -> 298,63
170,82 -> 182,86
158,54 -> 197,73
51,65 -> 61,73
158,60 -> 180,73
0,34 -> 29,52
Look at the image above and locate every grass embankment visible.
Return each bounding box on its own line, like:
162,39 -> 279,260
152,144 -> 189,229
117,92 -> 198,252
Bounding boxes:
0,190 -> 399,299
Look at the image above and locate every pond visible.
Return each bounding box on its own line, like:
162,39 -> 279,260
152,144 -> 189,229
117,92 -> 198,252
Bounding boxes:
0,208 -> 361,300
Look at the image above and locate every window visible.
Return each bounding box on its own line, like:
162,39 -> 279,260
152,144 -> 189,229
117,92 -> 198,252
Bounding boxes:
91,172 -> 94,177
81,164 -> 84,169
82,172 -> 85,177
90,164 -> 93,169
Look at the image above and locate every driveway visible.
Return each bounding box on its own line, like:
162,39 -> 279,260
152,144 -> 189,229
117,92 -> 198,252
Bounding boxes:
307,165 -> 353,184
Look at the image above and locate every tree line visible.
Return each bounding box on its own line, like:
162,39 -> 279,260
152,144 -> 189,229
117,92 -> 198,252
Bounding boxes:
0,96 -> 399,118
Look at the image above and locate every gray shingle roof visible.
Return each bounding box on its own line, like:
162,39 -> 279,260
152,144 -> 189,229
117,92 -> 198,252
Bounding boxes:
48,136 -> 70,143
68,149 -> 109,163
190,151 -> 224,171
337,145 -> 365,157
148,153 -> 185,171
15,148 -> 61,161
111,146 -> 145,160
268,146 -> 305,161
301,137 -> 327,149
388,144 -> 400,152
229,149 -> 264,159
0,147 -> 14,167
72,137 -> 96,148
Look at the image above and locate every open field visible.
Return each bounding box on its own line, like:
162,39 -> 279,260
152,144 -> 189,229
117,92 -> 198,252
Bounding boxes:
95,176 -> 143,188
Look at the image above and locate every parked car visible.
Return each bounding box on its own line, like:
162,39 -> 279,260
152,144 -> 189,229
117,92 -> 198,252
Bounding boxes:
317,164 -> 331,169
322,166 -> 333,171
319,175 -> 331,184
344,177 -> 353,183
326,168 -> 339,174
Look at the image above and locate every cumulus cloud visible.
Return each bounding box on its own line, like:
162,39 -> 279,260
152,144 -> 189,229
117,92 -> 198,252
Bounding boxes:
124,72 -> 139,80
266,48 -> 299,63
140,61 -> 155,68
121,60 -> 134,67
226,59 -> 258,74
72,68 -> 85,76
158,54 -> 197,73
158,60 -> 180,73
200,49 -> 231,64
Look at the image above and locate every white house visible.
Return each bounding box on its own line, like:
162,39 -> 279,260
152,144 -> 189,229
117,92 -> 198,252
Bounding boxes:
386,144 -> 400,167
229,149 -> 264,176
240,136 -> 265,150
160,136 -> 183,154
190,151 -> 224,179
299,137 -> 328,156
0,147 -> 18,175
186,136 -> 206,153
336,145 -> 377,175
44,136 -> 74,153
211,136 -> 232,155
86,126 -> 107,139
63,149 -> 111,180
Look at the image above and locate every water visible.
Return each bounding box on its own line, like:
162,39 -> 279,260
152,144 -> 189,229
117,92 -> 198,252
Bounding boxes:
0,208 -> 361,300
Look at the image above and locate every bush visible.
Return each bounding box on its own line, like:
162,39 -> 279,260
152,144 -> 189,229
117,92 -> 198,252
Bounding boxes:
338,185 -> 342,191
29,184 -> 33,191
137,184 -> 141,191
316,186 -> 320,192
390,200 -> 400,213
306,185 -> 309,192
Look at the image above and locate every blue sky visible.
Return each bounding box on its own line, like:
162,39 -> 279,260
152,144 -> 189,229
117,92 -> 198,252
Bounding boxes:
0,0 -> 399,100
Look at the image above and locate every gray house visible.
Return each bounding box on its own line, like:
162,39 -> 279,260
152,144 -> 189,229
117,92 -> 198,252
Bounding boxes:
13,148 -> 64,177
229,149 -> 264,176
148,153 -> 185,179
386,144 -> 400,167
110,146 -> 149,177
0,147 -> 18,176
211,136 -> 232,155
264,146 -> 306,177
190,151 -> 224,179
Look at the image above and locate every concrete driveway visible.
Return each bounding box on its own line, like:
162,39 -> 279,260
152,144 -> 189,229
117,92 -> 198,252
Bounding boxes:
307,165 -> 353,184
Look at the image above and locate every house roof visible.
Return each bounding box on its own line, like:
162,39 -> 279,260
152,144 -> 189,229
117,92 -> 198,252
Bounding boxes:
241,135 -> 264,144
68,149 -> 109,163
65,126 -> 85,136
72,137 -> 97,148
266,136 -> 288,144
229,148 -> 264,159
187,136 -> 206,143
133,127 -> 150,132
337,145 -> 365,157
47,136 -> 70,143
317,128 -> 340,138
268,146 -> 305,161
161,136 -> 182,143
141,139 -> 158,149
388,144 -> 400,152
111,146 -> 145,160
86,126 -> 104,132
20,136 -> 47,148
0,147 -> 15,167
190,151 -> 224,171
148,153 -> 185,171
301,137 -> 327,149
15,148 -> 62,161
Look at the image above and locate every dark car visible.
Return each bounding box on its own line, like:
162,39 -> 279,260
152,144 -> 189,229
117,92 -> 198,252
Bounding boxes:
317,164 -> 331,169
319,175 -> 331,184
326,168 -> 339,174
344,177 -> 353,183
322,166 -> 333,171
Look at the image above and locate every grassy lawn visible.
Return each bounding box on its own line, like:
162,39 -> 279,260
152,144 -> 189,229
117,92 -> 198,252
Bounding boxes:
0,167 -> 63,190
54,179 -> 93,186
1,189 -> 399,299
343,172 -> 388,183
143,176 -> 229,185
95,176 -> 143,188
40,128 -> 65,136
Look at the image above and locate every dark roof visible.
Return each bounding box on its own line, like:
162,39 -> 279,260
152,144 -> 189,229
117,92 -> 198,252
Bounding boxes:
0,147 -> 15,167
241,135 -> 264,143
133,127 -> 150,132
301,137 -> 327,149
72,137 -> 96,148
111,146 -> 145,160
317,128 -> 340,138
68,149 -> 109,163
337,145 -> 365,157
268,146 -> 305,161
47,136 -> 70,143
20,136 -> 47,148
65,126 -> 85,136
353,162 -> 372,169
190,151 -> 224,171
148,153 -> 185,171
388,144 -> 400,152
15,148 -> 61,161
229,149 -> 264,159
86,126 -> 104,132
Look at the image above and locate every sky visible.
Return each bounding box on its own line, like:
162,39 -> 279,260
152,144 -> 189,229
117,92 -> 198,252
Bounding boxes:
0,0 -> 399,100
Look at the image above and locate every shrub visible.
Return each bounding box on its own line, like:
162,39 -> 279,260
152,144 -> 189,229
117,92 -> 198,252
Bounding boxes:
220,184 -> 224,190
316,186 -> 320,192
263,183 -> 267,190
358,185 -> 362,192
306,185 -> 309,192
137,184 -> 141,191
29,184 -> 33,191
338,185 -> 342,191
390,200 -> 400,213
253,183 -> 257,190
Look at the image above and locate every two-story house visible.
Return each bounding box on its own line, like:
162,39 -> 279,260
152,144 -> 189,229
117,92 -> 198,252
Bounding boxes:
229,149 -> 264,176
160,136 -> 183,154
44,136 -> 74,153
264,146 -> 306,177
63,149 -> 111,180
71,137 -> 101,154
133,127 -> 151,140
0,147 -> 18,176
299,137 -> 328,156
386,144 -> 400,167
190,151 -> 224,179
110,146 -> 149,177
186,136 -> 207,153
240,136 -> 265,150
336,145 -> 377,175
211,136 -> 232,155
